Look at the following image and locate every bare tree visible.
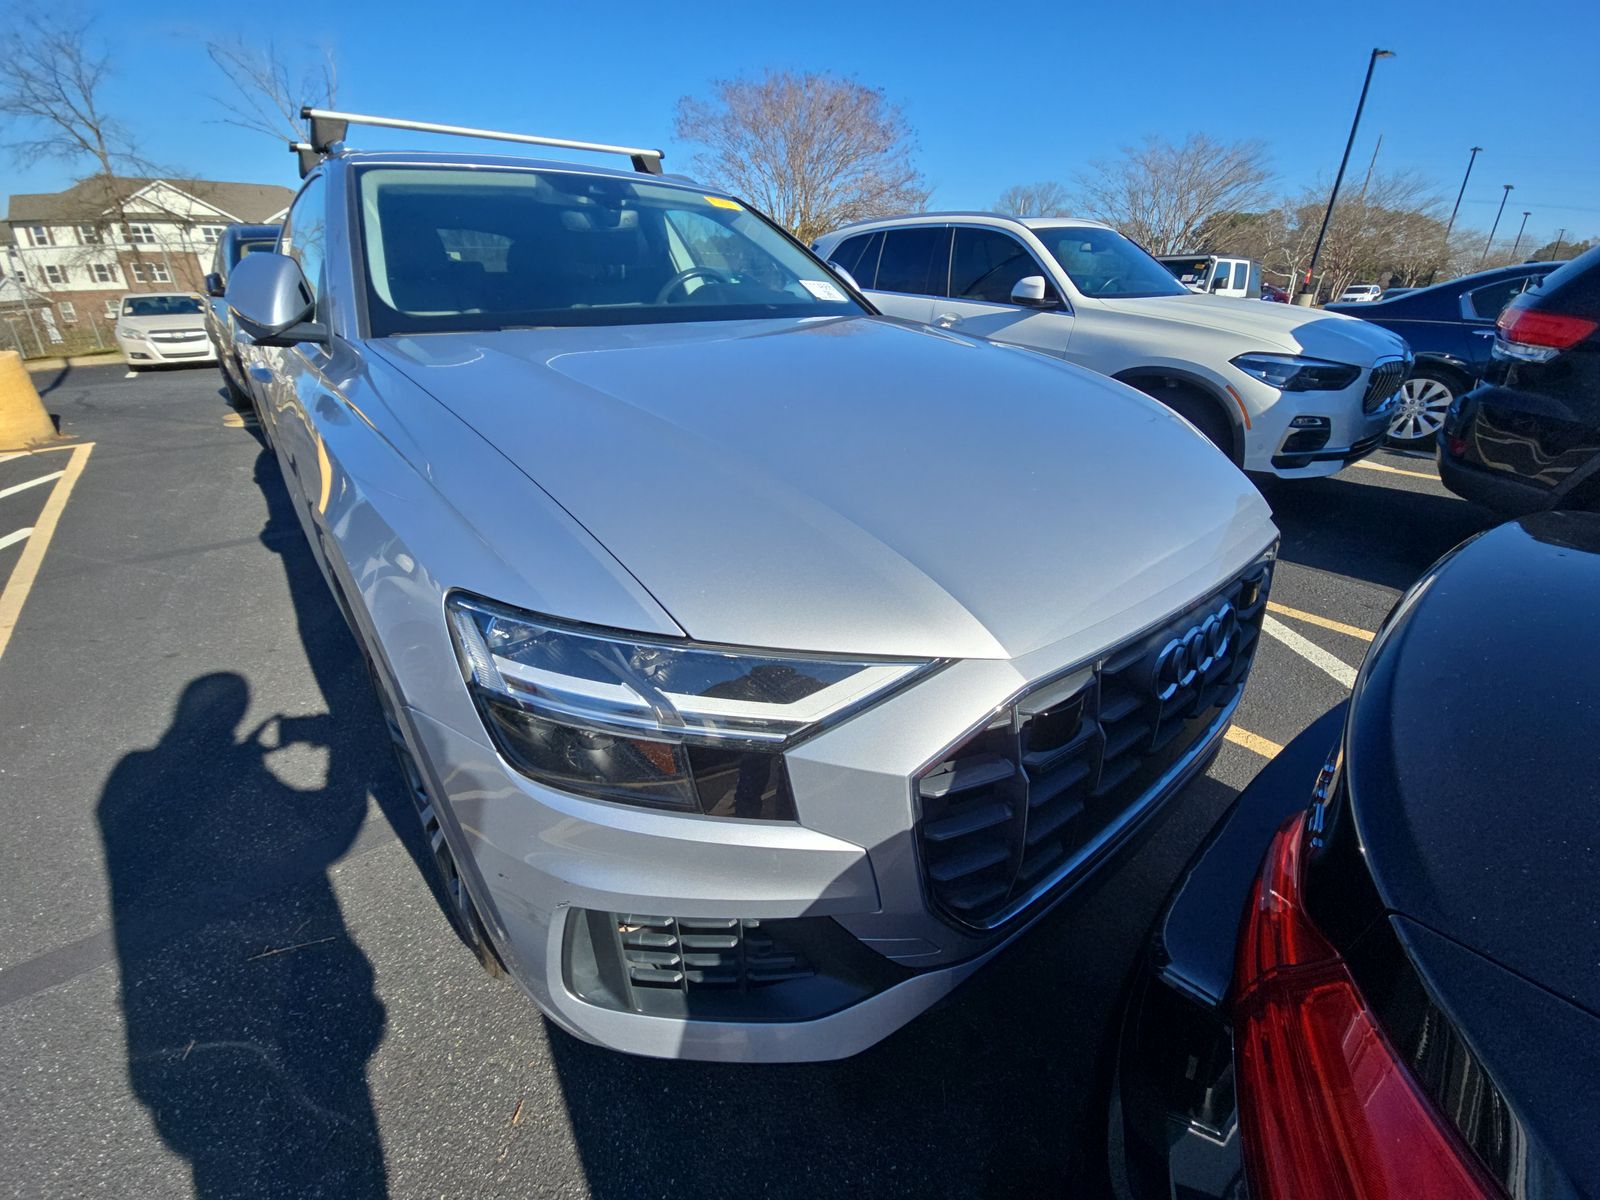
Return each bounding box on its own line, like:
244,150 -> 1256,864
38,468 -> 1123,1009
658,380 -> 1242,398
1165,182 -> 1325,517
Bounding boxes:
206,38 -> 338,143
674,71 -> 929,244
993,181 -> 1073,217
1073,134 -> 1274,255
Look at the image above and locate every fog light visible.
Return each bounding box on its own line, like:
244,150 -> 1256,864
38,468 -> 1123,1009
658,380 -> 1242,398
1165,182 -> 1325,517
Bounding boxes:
1289,415 -> 1330,429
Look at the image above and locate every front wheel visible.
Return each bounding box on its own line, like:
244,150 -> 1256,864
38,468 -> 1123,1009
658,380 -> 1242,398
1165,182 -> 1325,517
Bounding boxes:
1132,380 -> 1237,463
1386,367 -> 1457,447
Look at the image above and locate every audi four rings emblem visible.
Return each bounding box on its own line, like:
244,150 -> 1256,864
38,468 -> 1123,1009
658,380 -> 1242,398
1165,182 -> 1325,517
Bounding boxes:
1152,603 -> 1238,702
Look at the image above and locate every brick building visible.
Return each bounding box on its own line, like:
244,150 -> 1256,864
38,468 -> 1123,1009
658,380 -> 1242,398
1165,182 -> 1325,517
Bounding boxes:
1,175 -> 293,354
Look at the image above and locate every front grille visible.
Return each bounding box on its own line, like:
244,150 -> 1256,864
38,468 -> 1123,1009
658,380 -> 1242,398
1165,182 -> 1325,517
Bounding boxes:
150,330 -> 206,343
617,915 -> 814,991
916,558 -> 1271,929
1364,358 -> 1408,411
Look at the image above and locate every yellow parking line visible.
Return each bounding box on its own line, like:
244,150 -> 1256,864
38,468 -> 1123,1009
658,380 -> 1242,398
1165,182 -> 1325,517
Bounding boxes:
0,442 -> 94,663
1352,459 -> 1437,481
1226,725 -> 1283,759
1266,601 -> 1376,642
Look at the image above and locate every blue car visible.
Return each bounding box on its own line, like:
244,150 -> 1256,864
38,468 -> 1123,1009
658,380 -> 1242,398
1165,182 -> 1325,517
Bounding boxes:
1328,262 -> 1559,446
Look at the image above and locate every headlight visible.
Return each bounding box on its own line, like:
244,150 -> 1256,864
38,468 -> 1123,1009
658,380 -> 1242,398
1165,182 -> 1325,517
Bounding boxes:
446,594 -> 937,818
1231,353 -> 1361,392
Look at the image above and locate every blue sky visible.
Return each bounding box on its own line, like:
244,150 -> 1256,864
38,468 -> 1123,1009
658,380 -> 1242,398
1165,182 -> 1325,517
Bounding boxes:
10,0 -> 1599,247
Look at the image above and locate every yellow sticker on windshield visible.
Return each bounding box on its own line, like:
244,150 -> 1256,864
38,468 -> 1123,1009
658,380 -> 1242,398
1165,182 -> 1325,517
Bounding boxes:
704,196 -> 743,210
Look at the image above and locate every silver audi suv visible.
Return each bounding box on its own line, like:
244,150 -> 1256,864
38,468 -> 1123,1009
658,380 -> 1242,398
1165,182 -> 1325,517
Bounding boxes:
228,110 -> 1278,1061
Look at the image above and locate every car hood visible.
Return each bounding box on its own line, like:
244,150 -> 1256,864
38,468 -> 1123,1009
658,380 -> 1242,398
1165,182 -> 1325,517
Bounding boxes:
370,316 -> 1276,660
119,312 -> 207,333
1095,294 -> 1409,362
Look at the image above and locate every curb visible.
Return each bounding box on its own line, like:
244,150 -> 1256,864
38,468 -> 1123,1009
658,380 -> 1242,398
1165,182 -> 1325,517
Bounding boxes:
23,353 -> 123,372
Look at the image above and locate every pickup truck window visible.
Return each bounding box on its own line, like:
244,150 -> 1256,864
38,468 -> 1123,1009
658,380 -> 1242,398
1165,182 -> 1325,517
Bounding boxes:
356,166 -> 861,335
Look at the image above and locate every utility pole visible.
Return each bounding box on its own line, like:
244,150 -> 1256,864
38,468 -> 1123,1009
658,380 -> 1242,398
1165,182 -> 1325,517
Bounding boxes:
1359,133 -> 1384,203
1510,212 -> 1531,259
1480,184 -> 1514,267
1443,146 -> 1483,242
1297,48 -> 1395,305
1551,228 -> 1567,260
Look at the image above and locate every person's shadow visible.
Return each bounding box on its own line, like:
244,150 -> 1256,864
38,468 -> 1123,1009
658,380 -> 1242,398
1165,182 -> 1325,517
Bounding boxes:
97,671 -> 388,1199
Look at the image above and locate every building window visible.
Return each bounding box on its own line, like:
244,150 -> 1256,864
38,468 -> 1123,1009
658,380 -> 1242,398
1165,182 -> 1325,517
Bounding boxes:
130,261 -> 171,284
199,225 -> 226,245
43,264 -> 66,285
58,302 -> 77,325
128,223 -> 157,245
103,299 -> 118,319
77,223 -> 100,245
28,224 -> 53,247
91,262 -> 118,283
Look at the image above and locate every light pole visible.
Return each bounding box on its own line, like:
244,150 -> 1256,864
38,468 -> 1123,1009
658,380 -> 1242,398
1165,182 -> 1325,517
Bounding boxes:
1510,211 -> 1531,259
1297,48 -> 1396,305
1443,146 -> 1483,242
1480,184 -> 1514,266
1551,228 -> 1567,259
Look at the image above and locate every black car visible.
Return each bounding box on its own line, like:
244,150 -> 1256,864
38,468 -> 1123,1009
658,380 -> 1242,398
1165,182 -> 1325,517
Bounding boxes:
202,222 -> 281,406
1439,246 -> 1600,514
1328,262 -> 1559,447
1110,512 -> 1600,1200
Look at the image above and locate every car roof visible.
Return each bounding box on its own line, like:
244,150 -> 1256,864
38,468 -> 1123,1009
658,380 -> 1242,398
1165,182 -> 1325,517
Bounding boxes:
225,223 -> 280,239
821,211 -> 1112,239
325,149 -> 718,195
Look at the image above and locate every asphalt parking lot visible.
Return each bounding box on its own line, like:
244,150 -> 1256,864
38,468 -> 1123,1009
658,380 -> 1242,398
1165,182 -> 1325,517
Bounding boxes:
0,362 -> 1502,1200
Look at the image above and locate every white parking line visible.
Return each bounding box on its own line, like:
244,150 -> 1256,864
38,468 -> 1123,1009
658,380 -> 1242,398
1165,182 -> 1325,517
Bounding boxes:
1262,614 -> 1358,689
0,528 -> 32,551
0,471 -> 65,500
123,371 -> 138,380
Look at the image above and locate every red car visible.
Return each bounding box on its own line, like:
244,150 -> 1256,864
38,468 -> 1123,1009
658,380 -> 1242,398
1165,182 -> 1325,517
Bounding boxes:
1259,282 -> 1290,303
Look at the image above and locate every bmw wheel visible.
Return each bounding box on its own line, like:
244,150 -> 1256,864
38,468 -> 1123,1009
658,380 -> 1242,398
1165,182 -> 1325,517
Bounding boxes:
1387,367 -> 1457,447
370,662 -> 505,977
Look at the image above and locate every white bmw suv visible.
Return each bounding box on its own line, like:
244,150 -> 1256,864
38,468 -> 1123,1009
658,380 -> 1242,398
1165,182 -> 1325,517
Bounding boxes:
814,214 -> 1411,478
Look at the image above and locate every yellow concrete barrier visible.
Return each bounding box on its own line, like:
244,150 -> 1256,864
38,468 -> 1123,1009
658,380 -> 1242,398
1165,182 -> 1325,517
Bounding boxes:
0,350 -> 57,450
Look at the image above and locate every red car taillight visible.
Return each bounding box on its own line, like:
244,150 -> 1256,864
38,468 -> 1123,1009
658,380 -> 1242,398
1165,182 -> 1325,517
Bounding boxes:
1232,812 -> 1503,1200
1496,306 -> 1598,350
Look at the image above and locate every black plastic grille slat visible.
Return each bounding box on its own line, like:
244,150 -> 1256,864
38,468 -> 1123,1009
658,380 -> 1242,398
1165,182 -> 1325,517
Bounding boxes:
1365,360 -> 1407,410
915,560 -> 1273,928
616,915 -> 815,993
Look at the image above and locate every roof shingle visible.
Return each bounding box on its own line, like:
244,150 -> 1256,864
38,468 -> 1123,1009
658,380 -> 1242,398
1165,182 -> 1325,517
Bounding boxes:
6,176 -> 295,225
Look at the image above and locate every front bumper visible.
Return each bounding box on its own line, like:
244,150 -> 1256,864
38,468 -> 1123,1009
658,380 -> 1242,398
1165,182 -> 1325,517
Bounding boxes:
121,334 -> 217,365
1236,366 -> 1402,478
401,555 -> 1275,1062
1109,704 -> 1345,1199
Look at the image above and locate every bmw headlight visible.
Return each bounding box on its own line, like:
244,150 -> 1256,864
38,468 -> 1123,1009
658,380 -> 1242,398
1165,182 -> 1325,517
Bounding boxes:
446,593 -> 937,819
1231,353 -> 1361,392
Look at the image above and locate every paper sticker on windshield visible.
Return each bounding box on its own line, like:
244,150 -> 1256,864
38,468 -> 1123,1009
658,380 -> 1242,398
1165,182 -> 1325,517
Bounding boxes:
800,279 -> 847,302
704,196 -> 742,210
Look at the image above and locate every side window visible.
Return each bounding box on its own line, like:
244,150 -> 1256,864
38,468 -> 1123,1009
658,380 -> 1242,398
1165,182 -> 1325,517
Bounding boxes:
1465,276 -> 1533,320
951,228 -> 1053,304
874,227 -> 950,296
280,174 -> 329,304
829,231 -> 883,288
211,240 -> 226,282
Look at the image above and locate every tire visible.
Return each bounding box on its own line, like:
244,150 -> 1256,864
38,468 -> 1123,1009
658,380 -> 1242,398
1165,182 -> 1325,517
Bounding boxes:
1131,379 -> 1237,463
1386,366 -> 1458,447
368,659 -> 506,978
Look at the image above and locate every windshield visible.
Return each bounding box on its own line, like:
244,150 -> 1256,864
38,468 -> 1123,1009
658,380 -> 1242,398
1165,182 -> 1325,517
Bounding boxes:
1031,227 -> 1191,299
356,166 -> 863,335
121,296 -> 202,316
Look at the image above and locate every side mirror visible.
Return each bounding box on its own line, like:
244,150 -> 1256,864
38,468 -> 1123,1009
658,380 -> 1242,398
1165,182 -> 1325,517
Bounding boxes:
225,252 -> 327,346
1010,275 -> 1058,307
204,272 -> 225,298
826,261 -> 861,292
1210,274 -> 1230,292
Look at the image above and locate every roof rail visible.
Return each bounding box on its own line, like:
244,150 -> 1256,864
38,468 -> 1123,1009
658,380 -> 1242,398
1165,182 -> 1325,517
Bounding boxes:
289,108 -> 665,178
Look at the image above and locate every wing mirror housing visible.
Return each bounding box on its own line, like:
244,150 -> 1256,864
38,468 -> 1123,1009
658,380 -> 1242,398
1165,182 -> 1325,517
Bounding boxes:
827,261 -> 861,292
225,252 -> 328,346
203,272 -> 225,298
1010,275 -> 1058,308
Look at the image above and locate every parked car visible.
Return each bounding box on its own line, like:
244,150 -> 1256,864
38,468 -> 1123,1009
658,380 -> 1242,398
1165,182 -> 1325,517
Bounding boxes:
1440,245 -> 1600,512
1379,285 -> 1417,299
1335,283 -> 1382,302
114,293 -> 216,369
1259,282 -> 1289,303
814,214 -> 1410,478
1155,254 -> 1262,299
226,112 -> 1279,1062
1109,511 -> 1600,1200
1328,261 -> 1559,446
203,223 -> 281,405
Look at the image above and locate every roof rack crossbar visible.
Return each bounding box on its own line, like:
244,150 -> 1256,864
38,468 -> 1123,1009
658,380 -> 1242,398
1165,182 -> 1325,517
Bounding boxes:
295,107 -> 665,176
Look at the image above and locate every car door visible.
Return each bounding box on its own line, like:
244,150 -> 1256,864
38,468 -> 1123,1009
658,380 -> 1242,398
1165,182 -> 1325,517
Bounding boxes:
930,226 -> 1075,357
836,226 -> 946,324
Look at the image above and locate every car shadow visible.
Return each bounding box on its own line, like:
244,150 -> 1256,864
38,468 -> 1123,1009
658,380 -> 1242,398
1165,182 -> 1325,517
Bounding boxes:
544,771 -> 1239,1198
1257,472 -> 1499,591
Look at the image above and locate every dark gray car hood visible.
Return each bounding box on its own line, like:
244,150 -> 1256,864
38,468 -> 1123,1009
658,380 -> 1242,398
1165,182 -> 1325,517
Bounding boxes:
372,316 -> 1275,660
